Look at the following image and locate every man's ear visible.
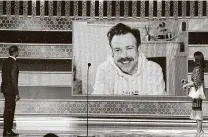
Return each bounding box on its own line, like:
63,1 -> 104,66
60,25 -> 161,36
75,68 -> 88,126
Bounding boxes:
137,45 -> 140,52
137,43 -> 142,51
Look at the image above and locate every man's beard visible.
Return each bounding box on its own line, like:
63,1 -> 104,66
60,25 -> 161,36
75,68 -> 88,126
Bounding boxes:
117,57 -> 134,64
116,57 -> 136,74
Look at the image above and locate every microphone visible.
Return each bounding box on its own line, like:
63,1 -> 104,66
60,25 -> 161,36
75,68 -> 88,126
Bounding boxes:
87,63 -> 90,137
77,63 -> 95,137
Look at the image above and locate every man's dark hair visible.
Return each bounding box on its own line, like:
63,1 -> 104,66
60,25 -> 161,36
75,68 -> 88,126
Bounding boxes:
9,45 -> 18,56
43,133 -> 59,137
107,23 -> 141,48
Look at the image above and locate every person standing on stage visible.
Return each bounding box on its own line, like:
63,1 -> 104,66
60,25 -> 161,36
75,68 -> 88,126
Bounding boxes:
1,45 -> 20,136
183,51 -> 206,137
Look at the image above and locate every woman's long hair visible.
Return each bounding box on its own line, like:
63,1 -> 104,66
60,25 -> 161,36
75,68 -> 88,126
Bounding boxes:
194,51 -> 206,68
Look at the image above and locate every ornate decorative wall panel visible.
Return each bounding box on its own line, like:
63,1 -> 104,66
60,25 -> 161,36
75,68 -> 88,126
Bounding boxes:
0,100 -> 193,116
0,1 -> 207,21
0,44 -> 72,58
0,16 -> 72,30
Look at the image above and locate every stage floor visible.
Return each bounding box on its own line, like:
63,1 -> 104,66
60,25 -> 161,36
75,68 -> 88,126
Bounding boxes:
0,127 -> 206,137
0,116 -> 207,137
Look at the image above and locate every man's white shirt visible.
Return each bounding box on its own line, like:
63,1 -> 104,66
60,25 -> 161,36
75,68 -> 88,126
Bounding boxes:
93,52 -> 166,95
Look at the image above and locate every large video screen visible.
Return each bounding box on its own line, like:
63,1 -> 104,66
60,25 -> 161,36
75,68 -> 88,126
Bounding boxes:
72,21 -> 187,96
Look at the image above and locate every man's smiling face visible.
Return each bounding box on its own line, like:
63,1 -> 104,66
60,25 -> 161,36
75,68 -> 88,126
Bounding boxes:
111,32 -> 139,75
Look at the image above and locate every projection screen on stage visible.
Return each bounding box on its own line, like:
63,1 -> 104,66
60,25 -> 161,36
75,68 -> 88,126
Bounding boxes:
72,20 -> 187,96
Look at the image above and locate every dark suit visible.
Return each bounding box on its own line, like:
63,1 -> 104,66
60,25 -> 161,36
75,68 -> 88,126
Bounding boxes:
1,57 -> 19,131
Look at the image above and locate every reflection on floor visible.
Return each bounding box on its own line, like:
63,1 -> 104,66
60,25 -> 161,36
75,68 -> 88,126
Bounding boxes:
0,116 -> 207,137
0,128 -> 205,137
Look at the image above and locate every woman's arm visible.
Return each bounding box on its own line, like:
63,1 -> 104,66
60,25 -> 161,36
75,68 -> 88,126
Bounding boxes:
183,81 -> 194,88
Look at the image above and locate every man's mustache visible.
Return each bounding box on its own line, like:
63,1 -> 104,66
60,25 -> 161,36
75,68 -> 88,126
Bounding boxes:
118,57 -> 134,63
